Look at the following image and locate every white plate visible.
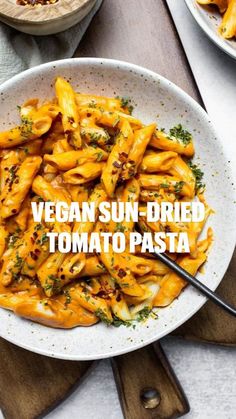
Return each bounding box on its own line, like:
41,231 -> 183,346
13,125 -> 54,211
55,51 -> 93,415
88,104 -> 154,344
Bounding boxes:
0,58 -> 235,360
185,0 -> 236,59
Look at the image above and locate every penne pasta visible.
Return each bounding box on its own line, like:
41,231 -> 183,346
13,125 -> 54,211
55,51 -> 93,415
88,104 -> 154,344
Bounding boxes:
168,156 -> 196,198
0,104 -> 59,148
55,77 -> 81,148
121,124 -> 156,179
63,162 -> 105,185
44,147 -> 107,171
154,252 -> 207,307
0,78 -> 212,329
197,0 -> 236,39
0,156 -> 42,219
32,175 -> 71,204
101,120 -> 134,197
197,0 -> 228,13
219,0 -> 236,38
138,174 -> 191,197
140,150 -> 177,173
150,129 -> 194,157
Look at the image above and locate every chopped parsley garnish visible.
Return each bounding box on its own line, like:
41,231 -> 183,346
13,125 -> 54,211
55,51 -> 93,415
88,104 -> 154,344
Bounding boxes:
34,196 -> 44,202
9,165 -> 19,184
114,223 -> 126,233
64,290 -> 72,306
174,181 -> 184,194
160,182 -> 169,189
8,232 -> 20,249
89,132 -> 102,142
88,101 -> 97,108
116,96 -> 134,114
136,306 -> 151,322
20,116 -> 33,139
34,223 -> 43,231
14,253 -> 23,269
44,275 -> 61,293
127,186 -> 136,193
113,307 -> 153,327
113,116 -> 120,127
169,124 -> 192,145
96,151 -> 104,162
81,129 -> 110,146
44,283 -> 53,291
89,142 -> 98,148
48,274 -> 58,282
188,160 -> 205,192
113,316 -> 133,328
97,263 -> 105,270
38,232 -> 48,245
95,309 -> 112,325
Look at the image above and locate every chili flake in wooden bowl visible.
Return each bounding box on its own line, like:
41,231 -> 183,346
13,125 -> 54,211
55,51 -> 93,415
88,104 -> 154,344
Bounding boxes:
0,0 -> 96,35
17,0 -> 59,6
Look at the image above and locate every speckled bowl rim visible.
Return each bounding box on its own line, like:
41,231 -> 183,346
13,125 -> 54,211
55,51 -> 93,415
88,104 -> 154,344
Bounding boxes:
185,0 -> 236,60
0,58 -> 235,360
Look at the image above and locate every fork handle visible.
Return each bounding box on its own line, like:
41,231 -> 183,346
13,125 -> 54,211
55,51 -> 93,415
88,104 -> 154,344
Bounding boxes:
155,252 -> 236,317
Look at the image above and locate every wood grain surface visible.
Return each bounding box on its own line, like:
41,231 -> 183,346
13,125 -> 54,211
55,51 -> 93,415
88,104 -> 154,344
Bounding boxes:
112,343 -> 189,419
0,338 -> 93,419
75,0 -> 236,345
172,253 -> 236,345
75,0 -> 202,102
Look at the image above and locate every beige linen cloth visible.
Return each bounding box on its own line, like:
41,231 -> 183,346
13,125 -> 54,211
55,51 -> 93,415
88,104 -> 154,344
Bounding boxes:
0,0 -> 103,85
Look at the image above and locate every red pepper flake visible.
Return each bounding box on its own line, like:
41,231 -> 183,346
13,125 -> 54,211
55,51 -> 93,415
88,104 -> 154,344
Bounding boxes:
30,252 -> 38,261
113,161 -> 122,169
17,0 -> 58,5
118,268 -> 127,278
118,152 -> 128,162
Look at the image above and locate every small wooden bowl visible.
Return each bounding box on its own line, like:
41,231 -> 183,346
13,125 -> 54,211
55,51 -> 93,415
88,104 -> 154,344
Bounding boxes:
0,0 -> 97,35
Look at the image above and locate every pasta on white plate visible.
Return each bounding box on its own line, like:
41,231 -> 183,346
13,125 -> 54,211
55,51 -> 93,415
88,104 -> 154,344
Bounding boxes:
0,77 -> 212,329
197,0 -> 236,39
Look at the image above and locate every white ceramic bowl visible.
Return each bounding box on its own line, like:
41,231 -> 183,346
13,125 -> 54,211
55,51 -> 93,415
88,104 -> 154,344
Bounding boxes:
185,0 -> 236,59
0,58 -> 235,360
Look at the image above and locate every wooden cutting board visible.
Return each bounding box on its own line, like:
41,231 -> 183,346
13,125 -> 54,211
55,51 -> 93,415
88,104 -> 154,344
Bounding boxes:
174,250 -> 236,345
0,1 -> 235,419
0,338 -> 189,419
112,343 -> 189,419
0,338 -> 93,419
